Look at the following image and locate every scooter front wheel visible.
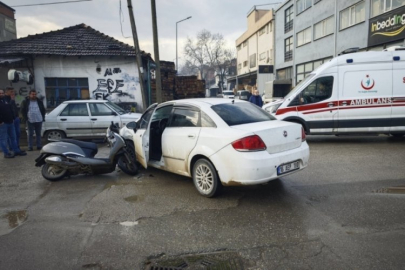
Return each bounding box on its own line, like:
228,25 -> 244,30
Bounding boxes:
41,163 -> 68,181
117,155 -> 138,176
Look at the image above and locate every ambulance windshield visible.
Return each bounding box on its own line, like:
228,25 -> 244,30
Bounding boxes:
284,74 -> 315,100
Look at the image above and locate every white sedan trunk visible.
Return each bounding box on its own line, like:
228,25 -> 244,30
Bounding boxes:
231,121 -> 302,154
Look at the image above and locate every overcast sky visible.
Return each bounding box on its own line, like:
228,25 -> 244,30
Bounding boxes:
7,0 -> 281,67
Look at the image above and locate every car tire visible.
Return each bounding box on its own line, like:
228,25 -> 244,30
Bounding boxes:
41,163 -> 67,181
192,158 -> 222,198
45,130 -> 66,142
117,155 -> 138,176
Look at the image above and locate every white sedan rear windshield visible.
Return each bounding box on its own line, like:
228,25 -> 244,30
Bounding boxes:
211,102 -> 276,126
223,91 -> 233,95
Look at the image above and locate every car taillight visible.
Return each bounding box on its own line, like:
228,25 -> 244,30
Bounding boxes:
301,127 -> 306,142
232,135 -> 266,151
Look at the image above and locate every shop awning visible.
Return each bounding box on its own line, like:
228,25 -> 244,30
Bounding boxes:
273,79 -> 292,85
227,71 -> 257,82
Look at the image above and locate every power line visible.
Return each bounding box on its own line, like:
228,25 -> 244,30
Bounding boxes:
11,0 -> 92,8
119,0 -> 131,39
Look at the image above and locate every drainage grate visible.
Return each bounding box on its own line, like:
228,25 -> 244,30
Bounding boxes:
146,251 -> 245,270
373,186 -> 405,194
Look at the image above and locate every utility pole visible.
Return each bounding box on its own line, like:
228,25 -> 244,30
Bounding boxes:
151,0 -> 162,103
127,0 -> 147,111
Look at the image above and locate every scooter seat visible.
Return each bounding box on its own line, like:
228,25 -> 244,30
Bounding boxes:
61,139 -> 98,157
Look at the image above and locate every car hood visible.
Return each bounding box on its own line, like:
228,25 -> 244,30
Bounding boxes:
262,99 -> 284,109
120,112 -> 142,120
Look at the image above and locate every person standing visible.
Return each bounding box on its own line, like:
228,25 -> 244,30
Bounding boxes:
5,87 -> 21,151
248,89 -> 263,107
21,89 -> 46,151
0,89 -> 27,158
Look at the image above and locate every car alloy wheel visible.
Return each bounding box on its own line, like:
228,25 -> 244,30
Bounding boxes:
192,159 -> 221,198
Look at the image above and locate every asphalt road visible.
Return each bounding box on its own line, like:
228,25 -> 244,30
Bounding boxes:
0,135 -> 404,269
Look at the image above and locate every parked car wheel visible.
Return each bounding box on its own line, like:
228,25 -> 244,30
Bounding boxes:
41,163 -> 67,181
192,158 -> 222,198
45,130 -> 66,142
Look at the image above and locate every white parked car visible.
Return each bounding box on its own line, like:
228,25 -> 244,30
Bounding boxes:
42,100 -> 142,142
131,98 -> 309,197
222,90 -> 235,99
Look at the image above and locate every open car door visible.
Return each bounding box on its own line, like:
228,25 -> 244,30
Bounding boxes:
133,104 -> 157,168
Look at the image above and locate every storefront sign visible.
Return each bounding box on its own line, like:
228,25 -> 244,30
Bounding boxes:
258,65 -> 274,74
368,5 -> 405,47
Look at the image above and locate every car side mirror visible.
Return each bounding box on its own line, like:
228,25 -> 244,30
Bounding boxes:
133,121 -> 139,133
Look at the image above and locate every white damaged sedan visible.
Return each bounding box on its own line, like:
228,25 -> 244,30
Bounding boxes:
132,98 -> 309,197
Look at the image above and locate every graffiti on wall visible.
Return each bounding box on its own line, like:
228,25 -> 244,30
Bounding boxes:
92,67 -> 139,103
11,84 -> 44,108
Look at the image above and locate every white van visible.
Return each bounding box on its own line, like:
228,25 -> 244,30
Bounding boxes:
263,50 -> 405,137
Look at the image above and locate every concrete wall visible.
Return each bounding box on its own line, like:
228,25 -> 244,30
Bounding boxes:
0,13 -> 16,42
335,0 -> 370,54
275,0 -> 293,71
31,56 -> 143,110
0,56 -> 143,111
274,0 -> 405,85
236,9 -> 275,77
294,0 -> 335,65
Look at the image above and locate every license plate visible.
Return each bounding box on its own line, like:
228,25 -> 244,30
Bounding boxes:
277,161 -> 300,175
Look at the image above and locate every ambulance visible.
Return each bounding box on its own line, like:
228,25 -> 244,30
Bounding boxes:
263,49 -> 405,137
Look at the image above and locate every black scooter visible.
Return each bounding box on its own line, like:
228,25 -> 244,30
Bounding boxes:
35,122 -> 137,181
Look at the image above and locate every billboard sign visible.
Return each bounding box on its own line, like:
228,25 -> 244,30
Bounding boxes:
368,6 -> 405,47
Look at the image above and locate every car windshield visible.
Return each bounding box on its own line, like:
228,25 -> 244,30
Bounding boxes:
106,101 -> 126,115
211,102 -> 276,126
240,91 -> 249,96
223,91 -> 233,96
284,74 -> 315,100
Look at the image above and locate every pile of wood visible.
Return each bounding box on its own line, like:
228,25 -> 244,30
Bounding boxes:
150,61 -> 176,103
150,61 -> 206,103
175,75 -> 206,99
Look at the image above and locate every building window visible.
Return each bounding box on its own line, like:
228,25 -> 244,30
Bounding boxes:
259,27 -> 266,36
237,45 -> 241,51
340,1 -> 365,30
296,57 -> 332,83
314,16 -> 334,40
285,36 -> 293,62
250,54 -> 257,68
277,67 -> 293,80
297,27 -> 312,46
285,5 -> 294,33
243,41 -> 248,47
45,78 -> 89,108
238,63 -> 242,70
371,0 -> 405,17
243,61 -> 248,67
260,52 -> 266,61
297,0 -> 312,14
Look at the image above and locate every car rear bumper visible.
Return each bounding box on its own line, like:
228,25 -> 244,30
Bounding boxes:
210,142 -> 310,186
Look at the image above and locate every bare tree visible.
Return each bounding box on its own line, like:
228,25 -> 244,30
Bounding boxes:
183,29 -> 235,91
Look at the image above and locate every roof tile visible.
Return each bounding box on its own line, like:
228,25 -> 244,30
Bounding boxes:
0,23 -> 151,58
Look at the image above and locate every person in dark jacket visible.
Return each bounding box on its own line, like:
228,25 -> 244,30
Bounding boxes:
248,89 -> 263,107
20,89 -> 46,151
5,87 -> 21,151
0,89 -> 27,158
